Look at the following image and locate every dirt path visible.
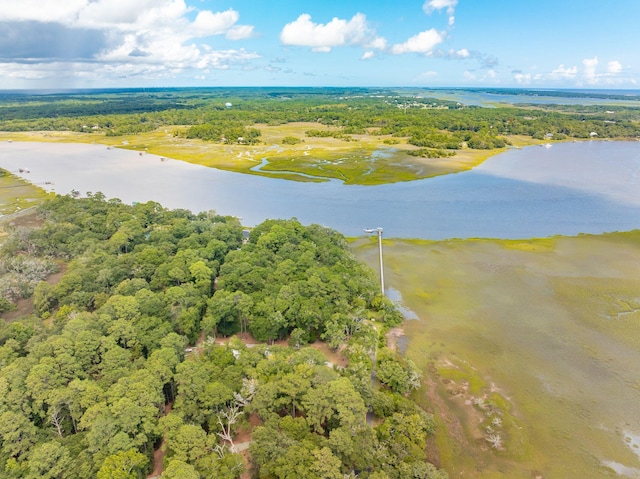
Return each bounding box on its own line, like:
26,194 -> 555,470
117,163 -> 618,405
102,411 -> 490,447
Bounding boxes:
147,403 -> 172,479
147,447 -> 164,479
385,327 -> 405,353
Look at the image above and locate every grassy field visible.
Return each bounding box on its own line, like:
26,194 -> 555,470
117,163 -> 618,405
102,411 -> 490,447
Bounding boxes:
0,127 -> 547,185
353,232 -> 640,479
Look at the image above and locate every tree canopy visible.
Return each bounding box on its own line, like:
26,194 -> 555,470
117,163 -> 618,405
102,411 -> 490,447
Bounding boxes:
0,194 -> 444,479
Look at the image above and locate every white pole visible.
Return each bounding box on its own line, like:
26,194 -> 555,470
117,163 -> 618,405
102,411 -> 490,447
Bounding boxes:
364,227 -> 385,296
377,228 -> 384,295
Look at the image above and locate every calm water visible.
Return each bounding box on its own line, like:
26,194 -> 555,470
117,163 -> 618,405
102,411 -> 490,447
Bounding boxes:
0,140 -> 639,239
416,88 -> 640,107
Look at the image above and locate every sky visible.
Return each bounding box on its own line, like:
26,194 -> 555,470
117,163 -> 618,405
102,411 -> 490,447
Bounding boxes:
0,0 -> 638,90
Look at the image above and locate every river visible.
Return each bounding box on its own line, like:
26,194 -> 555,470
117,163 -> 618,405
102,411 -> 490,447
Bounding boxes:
0,140 -> 639,239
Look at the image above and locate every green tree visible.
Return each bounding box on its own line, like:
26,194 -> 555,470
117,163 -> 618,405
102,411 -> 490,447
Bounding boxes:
97,449 -> 148,479
195,450 -> 244,479
0,410 -> 38,459
166,424 -> 209,464
189,260 -> 213,294
204,290 -> 252,337
160,460 -> 200,479
173,361 -> 211,425
26,441 -> 73,479
302,377 -> 366,435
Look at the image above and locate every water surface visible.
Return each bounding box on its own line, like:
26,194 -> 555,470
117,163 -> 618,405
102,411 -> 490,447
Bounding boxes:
0,140 -> 638,239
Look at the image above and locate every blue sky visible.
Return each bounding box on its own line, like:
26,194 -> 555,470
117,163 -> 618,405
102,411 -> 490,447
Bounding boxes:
0,0 -> 638,89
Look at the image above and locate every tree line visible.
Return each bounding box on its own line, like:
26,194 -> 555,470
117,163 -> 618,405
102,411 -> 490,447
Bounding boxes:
1,88 -> 638,147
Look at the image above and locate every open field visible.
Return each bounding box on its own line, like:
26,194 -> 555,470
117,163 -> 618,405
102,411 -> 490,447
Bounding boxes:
353,232 -> 640,478
0,127 -> 548,185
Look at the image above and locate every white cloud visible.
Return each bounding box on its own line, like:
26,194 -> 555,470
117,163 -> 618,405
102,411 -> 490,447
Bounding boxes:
607,60 -> 622,74
455,48 -> 470,58
0,61 -> 58,81
280,13 -> 384,53
578,57 -> 629,85
549,64 -> 578,80
0,0 -> 91,24
226,25 -> 255,40
506,57 -> 631,88
424,0 -> 458,24
464,70 -> 476,80
89,47 -> 258,78
391,29 -> 445,55
367,37 -> 388,51
361,51 -> 375,60
583,57 -> 598,83
423,0 -> 458,15
0,0 -> 258,85
76,0 -> 174,29
514,72 -> 532,84
192,9 -> 240,37
191,9 -> 253,40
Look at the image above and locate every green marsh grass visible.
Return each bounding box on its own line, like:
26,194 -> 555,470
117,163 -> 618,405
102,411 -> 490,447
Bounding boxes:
0,169 -> 49,216
0,128 -> 547,186
353,233 -> 640,478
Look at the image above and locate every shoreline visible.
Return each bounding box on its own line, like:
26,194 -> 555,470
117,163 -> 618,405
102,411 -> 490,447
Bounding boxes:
0,129 -> 562,186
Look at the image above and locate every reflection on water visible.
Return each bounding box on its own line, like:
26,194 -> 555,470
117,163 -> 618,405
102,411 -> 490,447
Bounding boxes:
602,461 -> 640,478
385,287 -> 418,320
0,140 -> 639,239
626,431 -> 640,460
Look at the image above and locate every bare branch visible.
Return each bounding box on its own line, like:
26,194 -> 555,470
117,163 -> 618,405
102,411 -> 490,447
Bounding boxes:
216,404 -> 242,451
50,407 -> 64,438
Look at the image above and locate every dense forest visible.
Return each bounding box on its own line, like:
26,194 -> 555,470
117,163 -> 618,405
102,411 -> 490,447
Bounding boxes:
0,194 -> 446,479
1,87 -> 639,149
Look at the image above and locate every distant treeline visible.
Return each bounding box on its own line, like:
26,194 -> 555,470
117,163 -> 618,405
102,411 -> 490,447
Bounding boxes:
0,87 -> 639,145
